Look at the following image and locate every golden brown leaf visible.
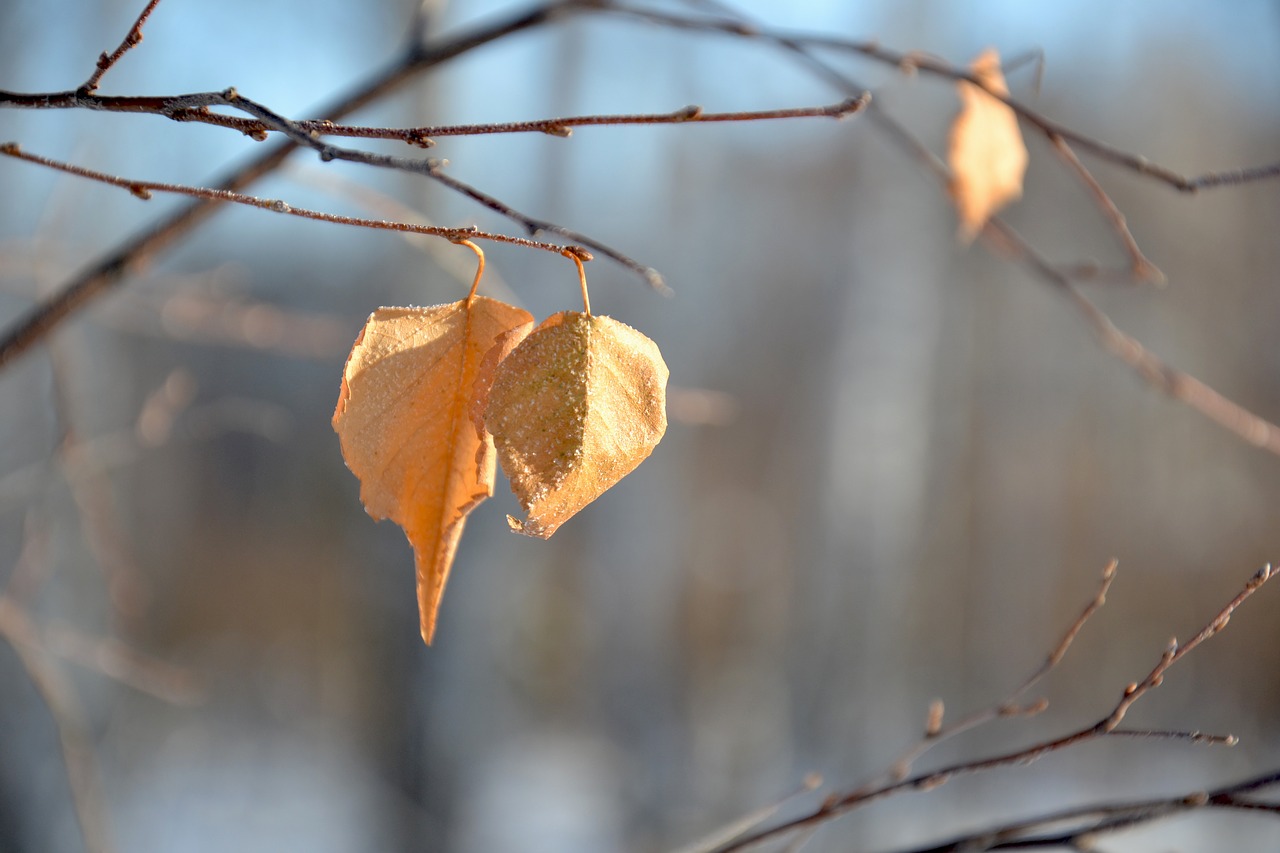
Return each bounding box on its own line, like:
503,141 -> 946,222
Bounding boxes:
332,298 -> 533,643
485,311 -> 668,538
948,48 -> 1028,242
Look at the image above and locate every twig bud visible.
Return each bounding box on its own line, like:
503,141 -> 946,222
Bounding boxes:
924,699 -> 944,737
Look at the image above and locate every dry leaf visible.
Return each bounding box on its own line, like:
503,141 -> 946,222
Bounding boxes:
332,298 -> 533,643
469,323 -> 532,439
485,311 -> 668,538
948,48 -> 1028,242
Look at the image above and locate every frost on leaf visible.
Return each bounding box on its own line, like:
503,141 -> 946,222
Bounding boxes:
485,311 -> 668,539
332,298 -> 533,644
948,48 -> 1028,242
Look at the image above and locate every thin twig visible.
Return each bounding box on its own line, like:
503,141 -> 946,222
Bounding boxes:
658,0 -> 1280,459
982,218 -> 1280,456
0,0 -> 585,371
0,143 -> 590,257
218,91 -> 657,287
424,166 -> 656,287
713,564 -> 1275,852
1096,563 -> 1273,734
671,774 -> 823,853
393,96 -> 868,142
1105,728 -> 1236,745
0,90 -> 866,147
895,769 -> 1280,852
288,164 -> 523,306
1048,134 -> 1164,283
1000,48 -> 1044,90
79,0 -> 165,94
869,560 -> 1117,790
654,0 -> 1243,307
607,4 -> 1280,192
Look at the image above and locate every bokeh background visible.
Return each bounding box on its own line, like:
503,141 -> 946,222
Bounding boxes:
1,0 -> 1279,850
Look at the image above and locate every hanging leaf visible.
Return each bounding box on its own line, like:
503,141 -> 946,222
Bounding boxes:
485,311 -> 668,538
947,48 -> 1028,242
332,298 -> 533,643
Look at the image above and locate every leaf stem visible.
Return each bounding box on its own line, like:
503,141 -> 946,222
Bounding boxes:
565,250 -> 591,316
454,239 -> 485,304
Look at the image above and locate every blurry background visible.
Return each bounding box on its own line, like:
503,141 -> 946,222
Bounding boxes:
1,0 -> 1279,850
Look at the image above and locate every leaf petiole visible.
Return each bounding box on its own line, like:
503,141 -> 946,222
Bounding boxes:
453,239 -> 485,305
563,249 -> 591,316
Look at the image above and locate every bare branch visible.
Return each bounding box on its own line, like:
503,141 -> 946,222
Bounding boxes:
374,96 -> 868,143
1105,728 -> 1237,746
647,0 -> 1280,460
982,219 -> 1280,457
895,769 -> 1280,852
0,0 -> 582,371
606,3 -> 1280,192
711,564 -> 1275,852
1096,563 -> 1274,733
671,774 -> 823,853
1048,135 -> 1164,284
867,560 -> 1116,792
219,90 -> 666,290
1007,558 -> 1115,701
0,90 -> 867,146
0,143 -> 590,258
80,0 -> 165,94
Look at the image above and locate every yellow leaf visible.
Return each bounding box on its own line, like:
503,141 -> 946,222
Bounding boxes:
332,298 -> 533,643
485,311 -> 668,538
948,48 -> 1028,242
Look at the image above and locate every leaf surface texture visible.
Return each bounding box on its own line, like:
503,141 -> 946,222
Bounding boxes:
485,311 -> 668,538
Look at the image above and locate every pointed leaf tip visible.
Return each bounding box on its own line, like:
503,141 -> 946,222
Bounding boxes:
332,297 -> 533,643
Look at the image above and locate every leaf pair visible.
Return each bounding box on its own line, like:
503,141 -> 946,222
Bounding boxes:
333,294 -> 667,643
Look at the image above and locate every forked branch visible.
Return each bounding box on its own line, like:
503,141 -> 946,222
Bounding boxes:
606,3 -> 1280,192
0,0 -> 586,370
866,559 -> 1118,792
627,0 -> 1280,461
79,0 -> 164,94
709,563 -> 1275,852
